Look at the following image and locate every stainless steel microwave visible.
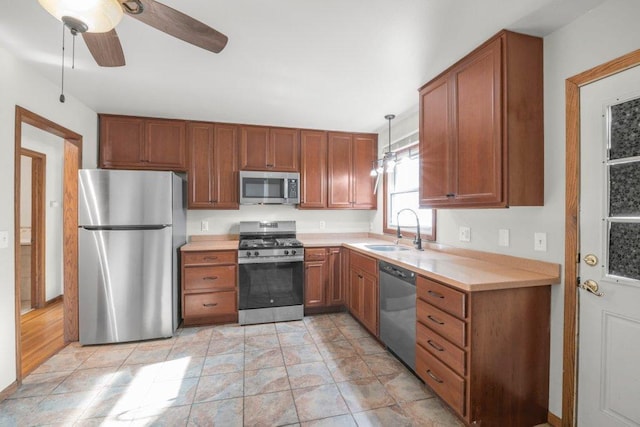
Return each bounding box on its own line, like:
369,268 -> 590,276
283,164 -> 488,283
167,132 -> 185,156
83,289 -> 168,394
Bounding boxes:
239,171 -> 300,205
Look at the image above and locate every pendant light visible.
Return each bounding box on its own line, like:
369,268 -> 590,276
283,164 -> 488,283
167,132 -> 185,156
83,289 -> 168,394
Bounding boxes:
370,114 -> 397,176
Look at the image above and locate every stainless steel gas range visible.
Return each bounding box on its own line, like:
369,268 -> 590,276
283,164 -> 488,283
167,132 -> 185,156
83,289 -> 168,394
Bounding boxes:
237,221 -> 304,325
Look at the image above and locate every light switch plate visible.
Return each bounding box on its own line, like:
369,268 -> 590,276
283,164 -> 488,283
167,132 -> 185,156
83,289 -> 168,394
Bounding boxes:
459,226 -> 471,242
498,229 -> 510,247
534,232 -> 547,251
0,231 -> 8,249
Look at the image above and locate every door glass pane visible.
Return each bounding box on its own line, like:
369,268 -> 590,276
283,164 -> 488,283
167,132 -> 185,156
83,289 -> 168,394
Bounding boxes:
610,97 -> 640,159
609,161 -> 640,216
608,222 -> 640,280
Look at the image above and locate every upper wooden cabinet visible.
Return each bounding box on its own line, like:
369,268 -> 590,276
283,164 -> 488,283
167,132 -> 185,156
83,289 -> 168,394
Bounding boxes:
419,30 -> 543,208
99,114 -> 187,171
239,125 -> 299,171
327,132 -> 377,209
187,122 -> 239,209
299,130 -> 327,208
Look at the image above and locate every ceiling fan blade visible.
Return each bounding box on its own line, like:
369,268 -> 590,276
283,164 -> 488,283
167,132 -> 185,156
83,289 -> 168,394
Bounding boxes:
122,0 -> 228,53
82,30 -> 126,67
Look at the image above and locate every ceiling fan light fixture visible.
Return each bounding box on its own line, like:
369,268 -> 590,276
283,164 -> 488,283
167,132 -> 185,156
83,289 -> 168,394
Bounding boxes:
39,0 -> 124,33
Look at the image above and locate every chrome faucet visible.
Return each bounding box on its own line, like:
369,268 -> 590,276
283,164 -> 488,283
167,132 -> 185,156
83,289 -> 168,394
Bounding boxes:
396,208 -> 423,250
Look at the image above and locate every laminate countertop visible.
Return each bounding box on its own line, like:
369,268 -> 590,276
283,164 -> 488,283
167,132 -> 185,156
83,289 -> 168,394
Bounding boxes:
181,235 -> 560,292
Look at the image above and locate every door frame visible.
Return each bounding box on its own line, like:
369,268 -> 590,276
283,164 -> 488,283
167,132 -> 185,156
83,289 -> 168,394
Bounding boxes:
13,106 -> 82,382
20,148 -> 47,310
563,49 -> 640,426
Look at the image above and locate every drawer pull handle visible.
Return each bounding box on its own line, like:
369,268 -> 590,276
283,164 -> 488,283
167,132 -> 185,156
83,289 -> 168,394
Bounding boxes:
427,290 -> 444,299
426,369 -> 444,383
427,339 -> 445,352
203,256 -> 218,261
427,315 -> 445,325
203,303 -> 218,307
203,276 -> 218,281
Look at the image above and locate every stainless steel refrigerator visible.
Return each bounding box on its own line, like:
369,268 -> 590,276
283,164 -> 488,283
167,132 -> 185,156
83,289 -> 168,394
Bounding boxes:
78,169 -> 186,345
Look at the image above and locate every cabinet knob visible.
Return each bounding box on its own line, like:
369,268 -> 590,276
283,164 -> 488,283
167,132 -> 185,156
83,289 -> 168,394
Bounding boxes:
446,193 -> 455,198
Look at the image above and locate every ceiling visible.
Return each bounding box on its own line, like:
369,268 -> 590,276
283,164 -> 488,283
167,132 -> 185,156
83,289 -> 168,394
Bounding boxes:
0,0 -> 606,132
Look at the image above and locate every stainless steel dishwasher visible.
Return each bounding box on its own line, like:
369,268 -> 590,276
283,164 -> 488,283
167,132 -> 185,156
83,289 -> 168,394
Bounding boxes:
379,260 -> 416,370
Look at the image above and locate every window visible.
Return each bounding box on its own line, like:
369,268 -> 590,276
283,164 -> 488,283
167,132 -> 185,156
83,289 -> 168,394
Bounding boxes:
383,144 -> 436,240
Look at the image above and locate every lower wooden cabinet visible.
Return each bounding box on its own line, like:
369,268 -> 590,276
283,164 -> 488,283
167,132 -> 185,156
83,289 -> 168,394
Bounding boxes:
181,250 -> 238,325
415,275 -> 551,426
304,247 -> 344,311
347,250 -> 378,336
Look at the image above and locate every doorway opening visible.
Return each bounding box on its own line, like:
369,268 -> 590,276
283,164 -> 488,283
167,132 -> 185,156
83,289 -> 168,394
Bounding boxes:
13,106 -> 82,381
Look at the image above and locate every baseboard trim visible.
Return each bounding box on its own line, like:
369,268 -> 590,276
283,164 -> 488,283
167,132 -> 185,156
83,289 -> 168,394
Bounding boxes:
45,294 -> 63,307
548,411 -> 561,427
0,381 -> 18,402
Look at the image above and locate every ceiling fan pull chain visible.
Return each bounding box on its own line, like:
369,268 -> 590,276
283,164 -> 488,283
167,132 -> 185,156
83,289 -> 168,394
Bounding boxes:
122,0 -> 144,15
72,31 -> 76,69
59,23 -> 65,103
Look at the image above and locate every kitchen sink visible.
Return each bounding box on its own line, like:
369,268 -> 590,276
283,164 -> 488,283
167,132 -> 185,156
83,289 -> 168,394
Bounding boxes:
364,244 -> 410,252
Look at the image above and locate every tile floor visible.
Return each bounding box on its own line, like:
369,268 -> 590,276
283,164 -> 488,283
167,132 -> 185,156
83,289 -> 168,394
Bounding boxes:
0,313 -> 464,426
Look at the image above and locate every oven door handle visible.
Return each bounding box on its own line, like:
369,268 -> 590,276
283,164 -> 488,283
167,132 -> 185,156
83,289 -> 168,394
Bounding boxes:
238,256 -> 304,264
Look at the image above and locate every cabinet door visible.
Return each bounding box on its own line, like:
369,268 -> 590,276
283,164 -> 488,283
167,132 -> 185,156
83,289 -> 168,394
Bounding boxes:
326,247 -> 343,306
452,37 -> 503,205
419,75 -> 453,206
99,116 -> 145,168
305,261 -> 327,308
187,122 -> 215,208
327,132 -> 353,208
145,119 -> 187,170
240,125 -> 270,170
361,272 -> 378,336
300,130 -> 327,208
352,134 -> 377,209
271,128 -> 299,171
212,124 -> 239,209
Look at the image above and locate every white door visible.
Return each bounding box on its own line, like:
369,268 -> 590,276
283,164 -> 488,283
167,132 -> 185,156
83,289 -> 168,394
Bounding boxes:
578,65 -> 640,426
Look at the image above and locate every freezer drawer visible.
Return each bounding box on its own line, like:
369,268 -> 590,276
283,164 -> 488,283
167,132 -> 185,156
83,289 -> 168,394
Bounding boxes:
79,227 -> 174,345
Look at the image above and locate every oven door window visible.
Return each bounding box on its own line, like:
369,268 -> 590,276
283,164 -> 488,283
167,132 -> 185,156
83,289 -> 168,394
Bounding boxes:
239,262 -> 303,309
242,178 -> 285,200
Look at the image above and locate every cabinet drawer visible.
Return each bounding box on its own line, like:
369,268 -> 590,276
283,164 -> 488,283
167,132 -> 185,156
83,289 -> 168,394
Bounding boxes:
417,299 -> 466,348
184,265 -> 236,291
184,291 -> 237,318
183,251 -> 236,266
417,321 -> 465,376
417,276 -> 466,318
305,248 -> 326,261
350,251 -> 377,276
416,343 -> 465,416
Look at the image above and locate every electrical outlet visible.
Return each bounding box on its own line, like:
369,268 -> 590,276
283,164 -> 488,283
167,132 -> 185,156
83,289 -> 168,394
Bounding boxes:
201,220 -> 209,232
534,232 -> 547,251
319,221 -> 326,230
459,226 -> 471,242
498,229 -> 510,247
0,231 -> 8,249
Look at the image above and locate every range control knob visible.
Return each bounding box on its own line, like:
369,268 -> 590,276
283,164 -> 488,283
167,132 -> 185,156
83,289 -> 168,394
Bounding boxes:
254,251 -> 259,256
246,251 -> 252,257
284,250 -> 289,255
291,250 -> 297,255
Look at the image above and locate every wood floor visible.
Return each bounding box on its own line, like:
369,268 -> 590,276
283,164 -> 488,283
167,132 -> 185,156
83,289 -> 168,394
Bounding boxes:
20,299 -> 65,377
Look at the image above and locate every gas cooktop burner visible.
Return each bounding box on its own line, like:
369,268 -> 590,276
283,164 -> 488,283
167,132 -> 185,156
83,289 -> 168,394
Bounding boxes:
238,238 -> 302,249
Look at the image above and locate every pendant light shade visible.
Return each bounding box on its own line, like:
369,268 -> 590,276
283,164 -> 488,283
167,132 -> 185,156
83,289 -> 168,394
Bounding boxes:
39,0 -> 124,33
371,114 -> 397,176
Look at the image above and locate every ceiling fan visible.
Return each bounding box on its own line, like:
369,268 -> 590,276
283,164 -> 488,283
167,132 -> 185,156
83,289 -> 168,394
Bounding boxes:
38,0 -> 228,67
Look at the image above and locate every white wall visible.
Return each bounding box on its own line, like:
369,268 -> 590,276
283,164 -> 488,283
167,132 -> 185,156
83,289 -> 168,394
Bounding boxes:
22,125 -> 66,301
0,45 -> 98,392
370,0 -> 640,416
188,206 -> 375,236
